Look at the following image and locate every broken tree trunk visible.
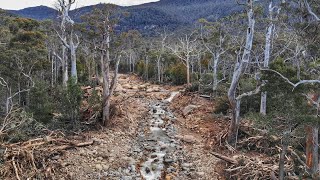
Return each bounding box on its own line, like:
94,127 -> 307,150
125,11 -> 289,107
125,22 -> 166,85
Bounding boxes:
227,0 -> 255,146
305,125 -> 319,176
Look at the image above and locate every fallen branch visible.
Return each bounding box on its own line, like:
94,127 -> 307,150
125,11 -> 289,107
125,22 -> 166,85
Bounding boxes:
210,152 -> 238,164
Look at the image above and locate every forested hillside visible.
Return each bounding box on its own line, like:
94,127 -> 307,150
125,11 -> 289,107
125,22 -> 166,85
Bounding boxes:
7,0 -> 240,33
0,0 -> 320,179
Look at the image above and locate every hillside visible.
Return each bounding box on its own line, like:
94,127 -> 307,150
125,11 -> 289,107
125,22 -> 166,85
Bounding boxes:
7,0 -> 240,32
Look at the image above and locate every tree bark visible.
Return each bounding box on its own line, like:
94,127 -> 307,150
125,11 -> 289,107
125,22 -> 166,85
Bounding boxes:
227,1 -> 255,146
213,53 -> 219,92
305,125 -> 319,176
186,56 -> 190,85
260,0 -> 274,115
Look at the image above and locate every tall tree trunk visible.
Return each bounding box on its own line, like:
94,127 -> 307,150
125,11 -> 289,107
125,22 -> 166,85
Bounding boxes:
227,99 -> 241,145
101,51 -> 110,125
62,45 -> 68,86
305,125 -> 319,176
213,54 -> 219,93
227,1 -> 255,146
70,46 -> 77,82
279,133 -> 289,180
157,56 -> 161,83
260,0 -> 274,115
186,57 -> 190,85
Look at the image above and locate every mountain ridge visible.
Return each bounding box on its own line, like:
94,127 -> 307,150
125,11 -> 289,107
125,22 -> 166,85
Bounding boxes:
6,0 -> 241,33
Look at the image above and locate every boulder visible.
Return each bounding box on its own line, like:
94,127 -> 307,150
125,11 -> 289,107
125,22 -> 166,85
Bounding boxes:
182,105 -> 199,116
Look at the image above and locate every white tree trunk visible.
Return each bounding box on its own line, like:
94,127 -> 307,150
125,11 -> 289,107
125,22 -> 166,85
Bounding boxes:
70,48 -> 77,82
186,57 -> 190,85
213,53 -> 220,92
157,57 -> 161,83
228,1 -> 255,145
62,45 -> 68,86
260,1 -> 274,115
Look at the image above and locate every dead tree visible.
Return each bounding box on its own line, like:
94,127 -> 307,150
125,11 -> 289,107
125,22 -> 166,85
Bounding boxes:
260,0 -> 280,115
56,0 -> 79,85
156,29 -> 170,83
167,32 -> 198,85
227,0 -> 255,146
199,20 -> 227,94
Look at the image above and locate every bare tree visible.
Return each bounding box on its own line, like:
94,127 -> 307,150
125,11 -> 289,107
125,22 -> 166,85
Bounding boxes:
199,20 -> 227,94
227,0 -> 255,146
155,29 -> 170,83
167,32 -> 198,85
55,0 -> 80,85
260,0 -> 281,115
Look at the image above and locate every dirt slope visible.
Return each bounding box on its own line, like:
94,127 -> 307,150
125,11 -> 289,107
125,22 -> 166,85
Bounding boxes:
50,74 -> 224,180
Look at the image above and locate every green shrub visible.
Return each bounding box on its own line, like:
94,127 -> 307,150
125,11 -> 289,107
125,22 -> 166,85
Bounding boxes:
186,82 -> 199,92
54,78 -> 82,124
28,80 -> 54,123
213,95 -> 230,115
167,63 -> 187,85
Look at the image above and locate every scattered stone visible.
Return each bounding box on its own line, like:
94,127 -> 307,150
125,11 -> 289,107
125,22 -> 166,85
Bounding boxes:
164,158 -> 174,164
196,172 -> 205,176
176,135 -> 198,143
51,155 -> 60,160
102,164 -> 109,170
182,105 -> 199,116
95,164 -> 103,171
182,163 -> 193,168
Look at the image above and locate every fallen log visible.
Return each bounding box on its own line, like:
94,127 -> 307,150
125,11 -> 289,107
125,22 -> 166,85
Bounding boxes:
210,152 -> 238,164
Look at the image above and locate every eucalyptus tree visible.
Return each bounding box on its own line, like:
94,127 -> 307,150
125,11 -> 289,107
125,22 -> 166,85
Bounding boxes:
83,4 -> 121,125
55,0 -> 80,85
167,31 -> 198,85
227,0 -> 256,145
199,19 -> 228,94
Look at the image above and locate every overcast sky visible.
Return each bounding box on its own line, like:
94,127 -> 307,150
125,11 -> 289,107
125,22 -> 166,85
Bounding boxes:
0,0 -> 159,10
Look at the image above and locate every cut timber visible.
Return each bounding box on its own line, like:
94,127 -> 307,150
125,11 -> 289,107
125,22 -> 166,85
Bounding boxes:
210,152 -> 238,164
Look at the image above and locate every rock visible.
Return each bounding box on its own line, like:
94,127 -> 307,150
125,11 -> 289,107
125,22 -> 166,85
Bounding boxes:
182,105 -> 199,116
95,164 -> 103,171
164,92 -> 180,103
164,158 -> 174,164
176,135 -> 198,143
196,172 -> 205,176
51,155 -> 60,160
165,174 -> 173,180
182,163 -> 193,168
109,157 -> 115,163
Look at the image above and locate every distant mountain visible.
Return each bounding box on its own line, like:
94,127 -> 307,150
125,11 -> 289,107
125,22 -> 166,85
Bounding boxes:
7,0 -> 241,33
9,6 -> 58,21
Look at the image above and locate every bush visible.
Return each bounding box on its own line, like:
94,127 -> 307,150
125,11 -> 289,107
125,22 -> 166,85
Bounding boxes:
213,95 -> 230,115
167,63 -> 187,85
54,78 -> 82,124
29,80 -> 54,123
186,82 -> 199,92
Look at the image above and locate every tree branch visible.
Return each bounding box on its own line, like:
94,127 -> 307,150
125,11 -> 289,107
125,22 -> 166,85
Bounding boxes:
304,0 -> 320,21
261,69 -> 320,90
